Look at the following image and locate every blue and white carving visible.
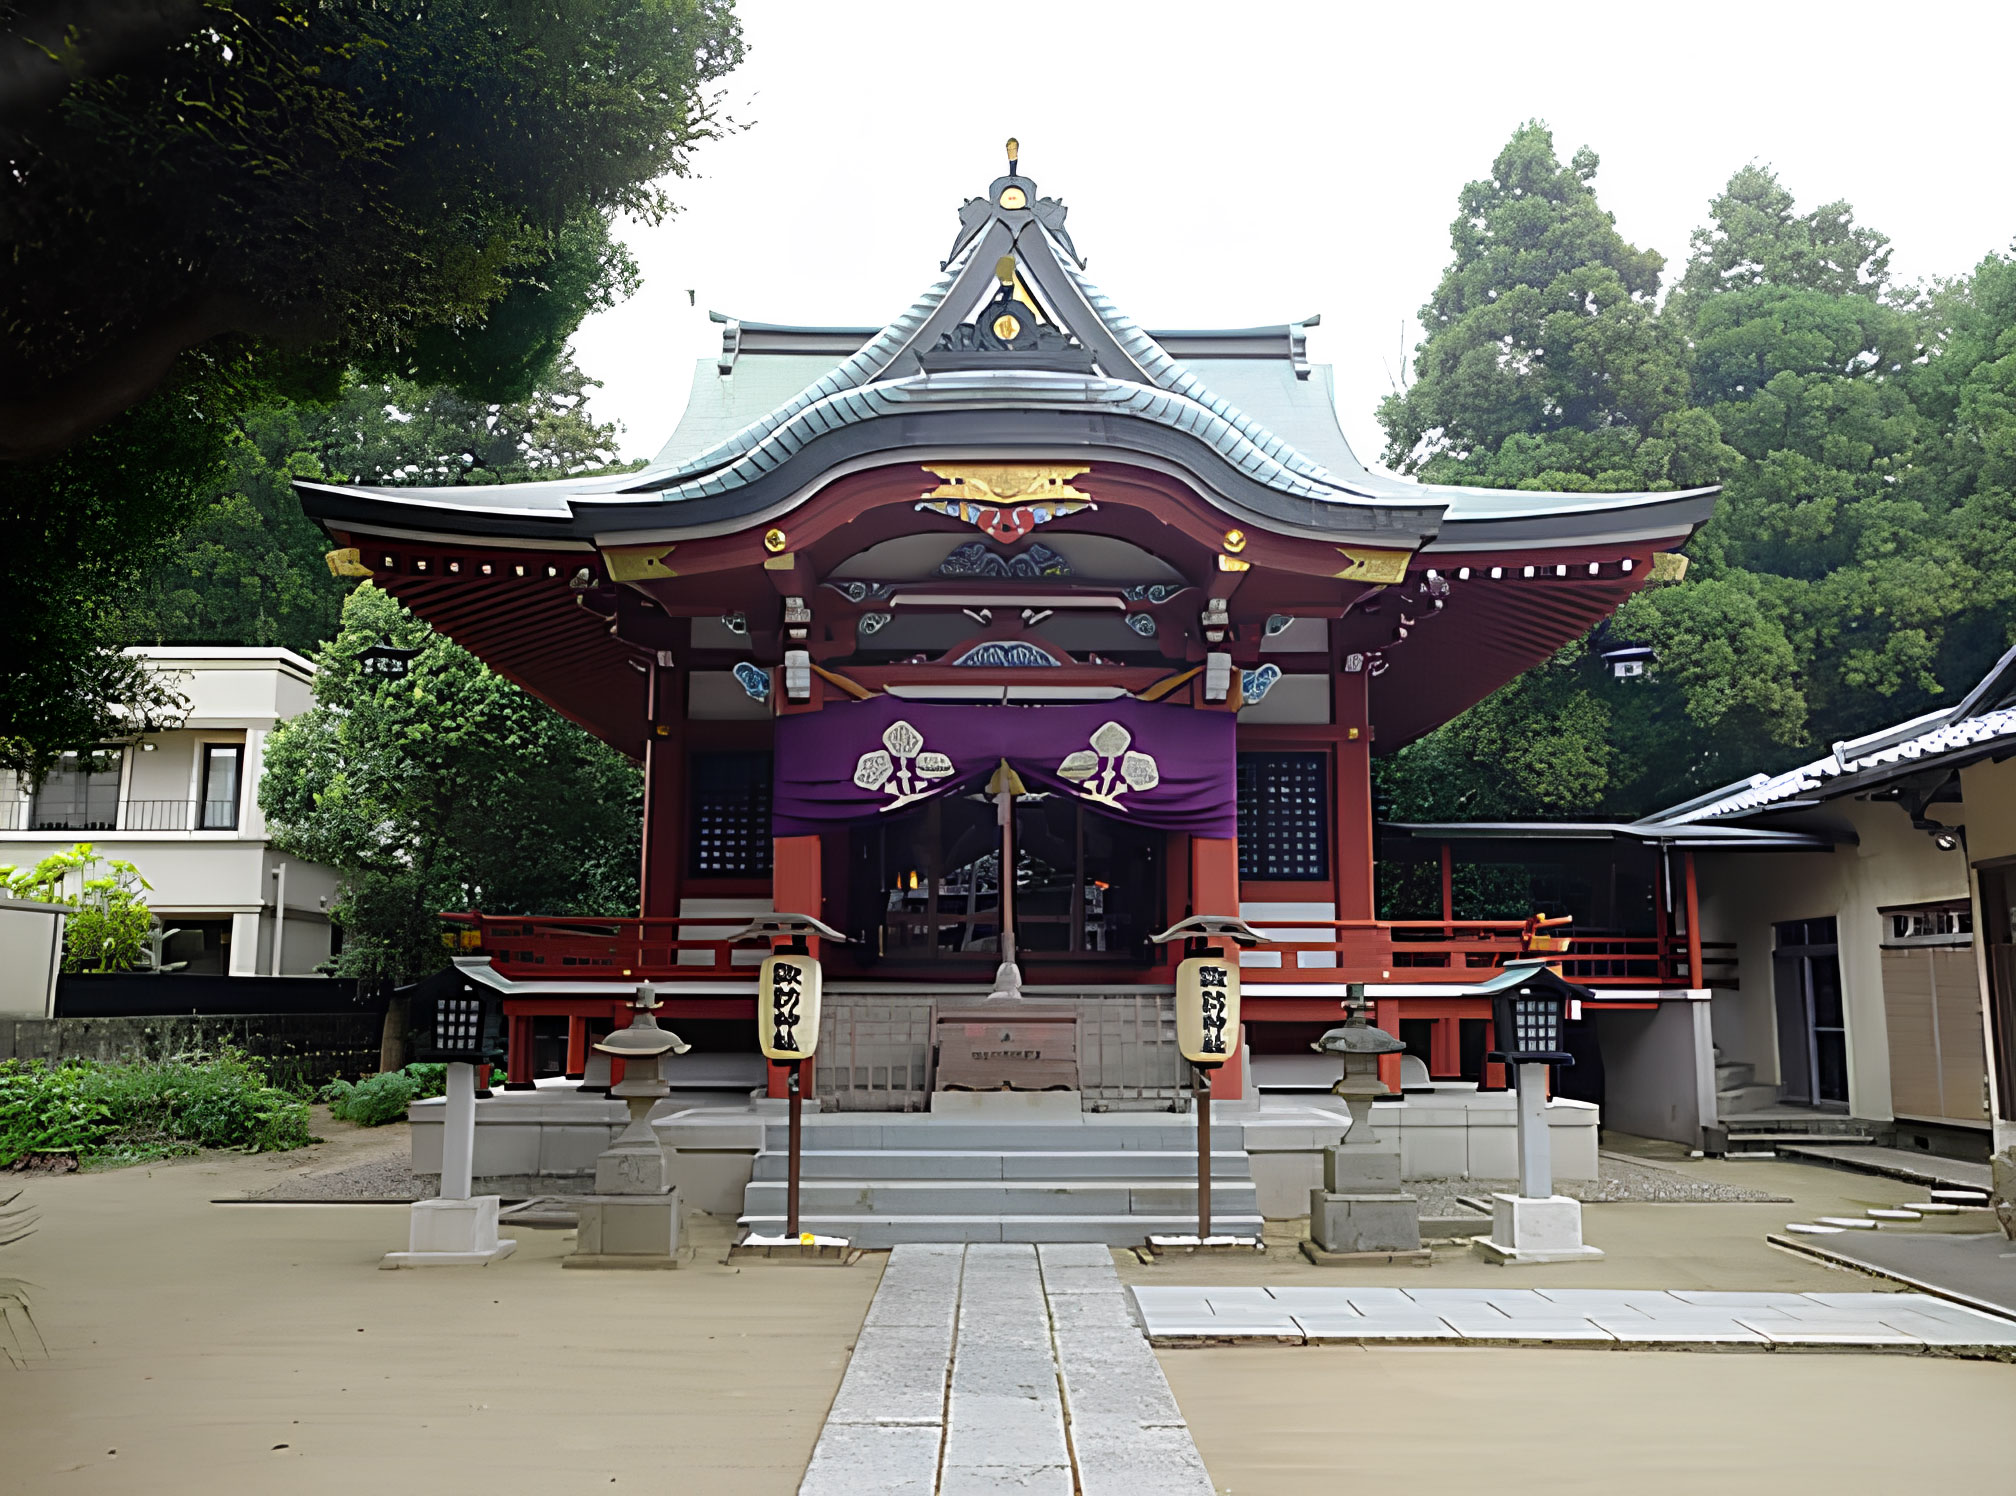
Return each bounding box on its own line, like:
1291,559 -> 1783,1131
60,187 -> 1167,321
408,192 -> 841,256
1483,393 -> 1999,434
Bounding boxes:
858,612 -> 892,635
732,661 -> 771,702
1263,614 -> 1294,637
853,719 -> 956,812
1120,583 -> 1188,604
721,611 -> 749,635
950,641 -> 1060,668
1124,613 -> 1157,637
1057,720 -> 1160,812
938,541 -> 1070,579
826,580 -> 895,604
1241,663 -> 1282,703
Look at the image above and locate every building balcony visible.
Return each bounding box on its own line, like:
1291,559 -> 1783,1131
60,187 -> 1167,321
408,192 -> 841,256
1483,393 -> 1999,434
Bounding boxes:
0,799 -> 242,834
440,913 -> 1727,991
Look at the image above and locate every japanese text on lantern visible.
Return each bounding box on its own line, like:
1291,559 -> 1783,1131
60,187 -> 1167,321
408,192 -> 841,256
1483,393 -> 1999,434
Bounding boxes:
1175,956 -> 1241,1066
759,953 -> 822,1062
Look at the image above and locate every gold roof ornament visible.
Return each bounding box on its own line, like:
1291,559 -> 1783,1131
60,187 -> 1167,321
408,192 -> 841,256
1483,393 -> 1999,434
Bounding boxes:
1334,546 -> 1411,584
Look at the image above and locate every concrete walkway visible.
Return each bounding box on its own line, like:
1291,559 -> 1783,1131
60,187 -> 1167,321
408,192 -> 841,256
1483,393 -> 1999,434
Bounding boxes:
1777,1143 -> 1993,1191
1131,1283 -> 2016,1350
800,1243 -> 1212,1496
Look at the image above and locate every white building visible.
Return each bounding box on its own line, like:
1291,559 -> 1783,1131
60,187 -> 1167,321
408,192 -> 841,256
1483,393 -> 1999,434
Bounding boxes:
0,647 -> 339,976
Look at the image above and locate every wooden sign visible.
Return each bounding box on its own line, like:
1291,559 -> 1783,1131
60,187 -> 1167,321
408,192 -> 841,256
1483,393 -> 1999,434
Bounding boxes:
759,953 -> 821,1061
1176,956 -> 1239,1065
933,1009 -> 1079,1091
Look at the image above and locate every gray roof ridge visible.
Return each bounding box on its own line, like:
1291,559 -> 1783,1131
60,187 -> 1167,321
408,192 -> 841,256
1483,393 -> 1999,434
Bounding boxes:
1037,224 -> 1349,494
627,241 -> 981,489
1945,638 -> 2016,724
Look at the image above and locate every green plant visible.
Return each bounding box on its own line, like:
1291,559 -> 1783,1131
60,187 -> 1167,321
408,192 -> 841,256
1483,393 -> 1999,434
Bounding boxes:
320,1063 -> 449,1128
0,1050 -> 311,1167
1,843 -> 158,972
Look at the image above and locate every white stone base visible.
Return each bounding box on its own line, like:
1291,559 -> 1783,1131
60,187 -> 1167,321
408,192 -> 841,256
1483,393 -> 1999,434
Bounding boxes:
928,1089 -> 1083,1120
1474,1193 -> 1604,1264
380,1196 -> 517,1269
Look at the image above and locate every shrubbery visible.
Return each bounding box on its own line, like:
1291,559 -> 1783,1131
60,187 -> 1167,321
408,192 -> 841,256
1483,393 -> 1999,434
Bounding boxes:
320,1063 -> 448,1127
0,1050 -> 313,1167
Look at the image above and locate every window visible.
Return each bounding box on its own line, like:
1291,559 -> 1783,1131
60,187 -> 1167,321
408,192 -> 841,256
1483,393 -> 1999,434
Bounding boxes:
1883,901 -> 1972,945
1236,753 -> 1328,881
200,744 -> 243,829
31,747 -> 122,831
688,752 -> 773,878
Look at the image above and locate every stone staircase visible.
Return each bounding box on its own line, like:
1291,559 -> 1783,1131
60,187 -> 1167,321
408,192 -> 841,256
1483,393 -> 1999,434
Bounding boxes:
1713,1054 -> 1778,1117
1716,1109 -> 1886,1159
734,1116 -> 1262,1247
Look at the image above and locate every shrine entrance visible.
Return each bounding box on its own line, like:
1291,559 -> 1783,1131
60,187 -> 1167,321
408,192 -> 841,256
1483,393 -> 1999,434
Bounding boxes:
846,792 -> 1164,968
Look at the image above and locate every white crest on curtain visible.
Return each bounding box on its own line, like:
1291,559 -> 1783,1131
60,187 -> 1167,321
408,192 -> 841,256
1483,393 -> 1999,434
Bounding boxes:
854,719 -> 955,810
1056,720 -> 1159,811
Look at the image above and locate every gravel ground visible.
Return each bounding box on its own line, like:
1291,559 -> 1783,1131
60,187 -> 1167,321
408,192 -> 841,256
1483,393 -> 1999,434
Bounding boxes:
1413,1154 -> 1790,1217
242,1153 -> 438,1201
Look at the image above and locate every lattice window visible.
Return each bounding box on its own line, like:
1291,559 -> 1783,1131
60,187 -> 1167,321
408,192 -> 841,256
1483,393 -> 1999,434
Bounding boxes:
1236,752 -> 1329,881
688,752 -> 773,878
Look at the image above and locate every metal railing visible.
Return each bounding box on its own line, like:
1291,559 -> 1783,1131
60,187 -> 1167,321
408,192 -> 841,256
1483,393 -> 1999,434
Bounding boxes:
0,798 -> 240,833
443,912 -> 1727,989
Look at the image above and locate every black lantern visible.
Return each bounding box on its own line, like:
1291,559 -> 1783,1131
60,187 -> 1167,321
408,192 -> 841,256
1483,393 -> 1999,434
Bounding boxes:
1480,959 -> 1589,1067
408,969 -> 506,1064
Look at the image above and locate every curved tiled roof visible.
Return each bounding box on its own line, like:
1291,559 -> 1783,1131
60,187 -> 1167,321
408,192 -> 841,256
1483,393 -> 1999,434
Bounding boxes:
1650,641 -> 2016,825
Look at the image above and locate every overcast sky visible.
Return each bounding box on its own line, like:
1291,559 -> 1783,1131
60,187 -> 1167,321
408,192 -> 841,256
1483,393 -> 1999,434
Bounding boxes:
571,0 -> 2016,467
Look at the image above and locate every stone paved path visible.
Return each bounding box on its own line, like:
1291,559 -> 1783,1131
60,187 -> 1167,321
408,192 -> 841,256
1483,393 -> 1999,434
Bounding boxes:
1131,1284 -> 2016,1350
800,1243 -> 1214,1495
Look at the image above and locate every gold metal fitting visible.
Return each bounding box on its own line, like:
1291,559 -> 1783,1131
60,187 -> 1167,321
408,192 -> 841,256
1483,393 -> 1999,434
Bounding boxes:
763,527 -> 789,554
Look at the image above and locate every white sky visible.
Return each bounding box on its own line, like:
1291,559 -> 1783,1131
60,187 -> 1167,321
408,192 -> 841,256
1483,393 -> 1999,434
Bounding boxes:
572,0 -> 2016,467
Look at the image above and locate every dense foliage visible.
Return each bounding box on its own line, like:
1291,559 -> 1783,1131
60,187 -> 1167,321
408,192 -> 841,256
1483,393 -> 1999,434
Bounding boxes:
121,358 -> 635,656
0,0 -> 740,769
1378,123 -> 2016,825
321,1063 -> 448,1127
259,583 -> 642,988
0,1051 -> 313,1168
0,844 -> 158,972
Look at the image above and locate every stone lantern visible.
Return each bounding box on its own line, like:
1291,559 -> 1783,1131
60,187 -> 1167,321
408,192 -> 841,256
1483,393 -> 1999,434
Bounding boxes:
1302,989 -> 1426,1264
566,984 -> 690,1268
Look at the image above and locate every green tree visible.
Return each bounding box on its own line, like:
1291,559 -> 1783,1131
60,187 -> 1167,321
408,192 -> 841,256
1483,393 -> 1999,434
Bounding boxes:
121,356 -> 637,655
258,584 -> 642,990
1,0 -> 741,768
1,843 -> 158,972
1378,121 -> 1730,494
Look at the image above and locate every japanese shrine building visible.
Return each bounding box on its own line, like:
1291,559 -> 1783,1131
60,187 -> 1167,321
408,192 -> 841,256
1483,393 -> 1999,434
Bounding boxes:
298,150 -> 1718,1115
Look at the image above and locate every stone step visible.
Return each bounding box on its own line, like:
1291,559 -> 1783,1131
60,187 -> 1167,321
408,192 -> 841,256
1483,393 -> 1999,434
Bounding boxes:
1715,1084 -> 1780,1116
760,1121 -> 1234,1152
742,1177 -> 1261,1218
734,1211 -> 1266,1247
1723,1115 -> 1881,1138
1717,1131 -> 1878,1145
749,1147 -> 1252,1182
1867,1207 -> 1922,1221
1931,1188 -> 1990,1203
1715,1061 -> 1755,1090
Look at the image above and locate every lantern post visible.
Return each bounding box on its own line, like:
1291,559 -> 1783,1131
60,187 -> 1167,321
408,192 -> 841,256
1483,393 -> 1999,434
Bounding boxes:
381,969 -> 516,1268
726,912 -> 850,1261
1474,960 -> 1605,1263
1150,915 -> 1262,1250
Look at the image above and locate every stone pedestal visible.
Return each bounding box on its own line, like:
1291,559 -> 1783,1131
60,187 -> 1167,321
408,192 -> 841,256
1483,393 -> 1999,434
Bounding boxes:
1474,1193 -> 1604,1264
380,1195 -> 517,1269
567,1190 -> 682,1269
1303,1125 -> 1425,1263
595,1136 -> 673,1194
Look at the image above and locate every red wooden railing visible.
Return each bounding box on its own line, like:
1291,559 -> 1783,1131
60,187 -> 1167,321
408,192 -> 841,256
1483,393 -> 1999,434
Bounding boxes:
442,912 -> 1732,989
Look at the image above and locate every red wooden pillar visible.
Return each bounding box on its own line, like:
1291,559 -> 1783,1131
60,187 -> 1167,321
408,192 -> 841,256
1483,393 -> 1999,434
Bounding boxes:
1683,850 -> 1704,992
1189,835 -> 1245,1100
1439,841 -> 1454,925
1331,665 -> 1376,923
506,1013 -> 535,1088
1653,854 -> 1671,983
639,658 -> 686,919
1374,997 -> 1403,1093
565,1014 -> 589,1080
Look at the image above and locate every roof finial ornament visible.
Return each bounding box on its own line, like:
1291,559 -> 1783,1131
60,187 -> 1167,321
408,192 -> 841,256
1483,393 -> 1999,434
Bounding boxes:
1006,137 -> 1019,177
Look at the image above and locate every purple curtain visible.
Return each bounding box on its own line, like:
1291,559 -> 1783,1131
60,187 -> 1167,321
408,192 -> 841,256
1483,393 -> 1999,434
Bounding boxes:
773,696 -> 1237,838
